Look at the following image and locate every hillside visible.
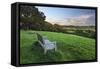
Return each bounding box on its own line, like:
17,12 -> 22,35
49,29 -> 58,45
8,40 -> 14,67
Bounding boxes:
20,30 -> 95,64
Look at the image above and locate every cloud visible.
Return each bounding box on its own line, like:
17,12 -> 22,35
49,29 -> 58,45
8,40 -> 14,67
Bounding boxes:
46,14 -> 95,26
64,14 -> 95,26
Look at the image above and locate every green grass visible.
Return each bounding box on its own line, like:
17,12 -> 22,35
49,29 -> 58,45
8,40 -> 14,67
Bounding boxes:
20,30 -> 96,64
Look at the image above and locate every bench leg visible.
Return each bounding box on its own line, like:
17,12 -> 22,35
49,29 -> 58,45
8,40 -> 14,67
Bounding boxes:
55,46 -> 57,51
44,49 -> 47,54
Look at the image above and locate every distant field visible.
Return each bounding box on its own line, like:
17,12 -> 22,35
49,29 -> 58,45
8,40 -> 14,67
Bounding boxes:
62,26 -> 95,38
20,30 -> 95,64
62,26 -> 95,30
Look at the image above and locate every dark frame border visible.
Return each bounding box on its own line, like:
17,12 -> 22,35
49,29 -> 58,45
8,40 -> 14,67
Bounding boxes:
13,2 -> 98,67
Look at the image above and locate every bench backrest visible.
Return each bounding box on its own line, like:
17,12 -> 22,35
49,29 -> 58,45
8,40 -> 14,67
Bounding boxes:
36,33 -> 44,44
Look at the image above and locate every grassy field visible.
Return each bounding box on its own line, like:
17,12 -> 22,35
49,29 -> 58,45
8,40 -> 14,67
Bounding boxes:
20,30 -> 95,64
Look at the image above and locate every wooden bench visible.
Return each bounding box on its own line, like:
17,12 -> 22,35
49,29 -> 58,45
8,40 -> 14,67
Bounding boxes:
36,33 -> 57,54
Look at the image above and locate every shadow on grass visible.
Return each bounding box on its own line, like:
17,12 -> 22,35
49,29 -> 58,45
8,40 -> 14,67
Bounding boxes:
20,42 -> 64,64
30,41 -> 63,62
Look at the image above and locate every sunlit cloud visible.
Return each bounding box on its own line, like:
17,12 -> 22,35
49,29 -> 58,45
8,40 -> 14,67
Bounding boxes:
64,14 -> 95,26
46,14 -> 95,26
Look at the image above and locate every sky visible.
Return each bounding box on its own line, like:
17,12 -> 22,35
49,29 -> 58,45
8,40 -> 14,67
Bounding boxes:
36,6 -> 95,26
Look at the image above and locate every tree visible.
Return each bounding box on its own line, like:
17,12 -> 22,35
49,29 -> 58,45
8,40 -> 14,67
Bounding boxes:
20,5 -> 46,30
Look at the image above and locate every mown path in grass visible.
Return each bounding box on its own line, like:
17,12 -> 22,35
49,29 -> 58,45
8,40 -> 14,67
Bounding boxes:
20,30 -> 95,64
